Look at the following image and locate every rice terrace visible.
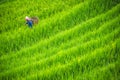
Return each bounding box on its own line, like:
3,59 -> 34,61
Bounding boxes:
0,0 -> 120,80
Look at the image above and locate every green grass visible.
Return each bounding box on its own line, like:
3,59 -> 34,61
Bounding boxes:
0,0 -> 120,80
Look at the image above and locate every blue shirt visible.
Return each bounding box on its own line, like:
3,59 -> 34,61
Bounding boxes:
26,20 -> 33,28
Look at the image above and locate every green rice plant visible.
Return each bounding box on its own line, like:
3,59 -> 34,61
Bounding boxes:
1,21 -> 120,79
25,38 -> 120,80
1,13 -> 120,74
0,0 -> 120,57
0,0 -> 120,80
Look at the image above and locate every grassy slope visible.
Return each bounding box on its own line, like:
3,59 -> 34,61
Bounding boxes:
0,0 -> 119,56
0,0 -> 120,80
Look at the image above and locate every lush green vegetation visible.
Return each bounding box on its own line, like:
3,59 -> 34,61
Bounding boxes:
0,0 -> 120,80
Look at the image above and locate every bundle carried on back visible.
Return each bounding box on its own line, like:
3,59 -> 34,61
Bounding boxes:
31,17 -> 39,24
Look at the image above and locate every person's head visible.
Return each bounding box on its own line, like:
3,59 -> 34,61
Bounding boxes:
25,16 -> 30,20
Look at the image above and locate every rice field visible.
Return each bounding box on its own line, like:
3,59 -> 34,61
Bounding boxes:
0,0 -> 120,80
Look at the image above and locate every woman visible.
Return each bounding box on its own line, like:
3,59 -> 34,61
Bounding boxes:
25,16 -> 33,28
